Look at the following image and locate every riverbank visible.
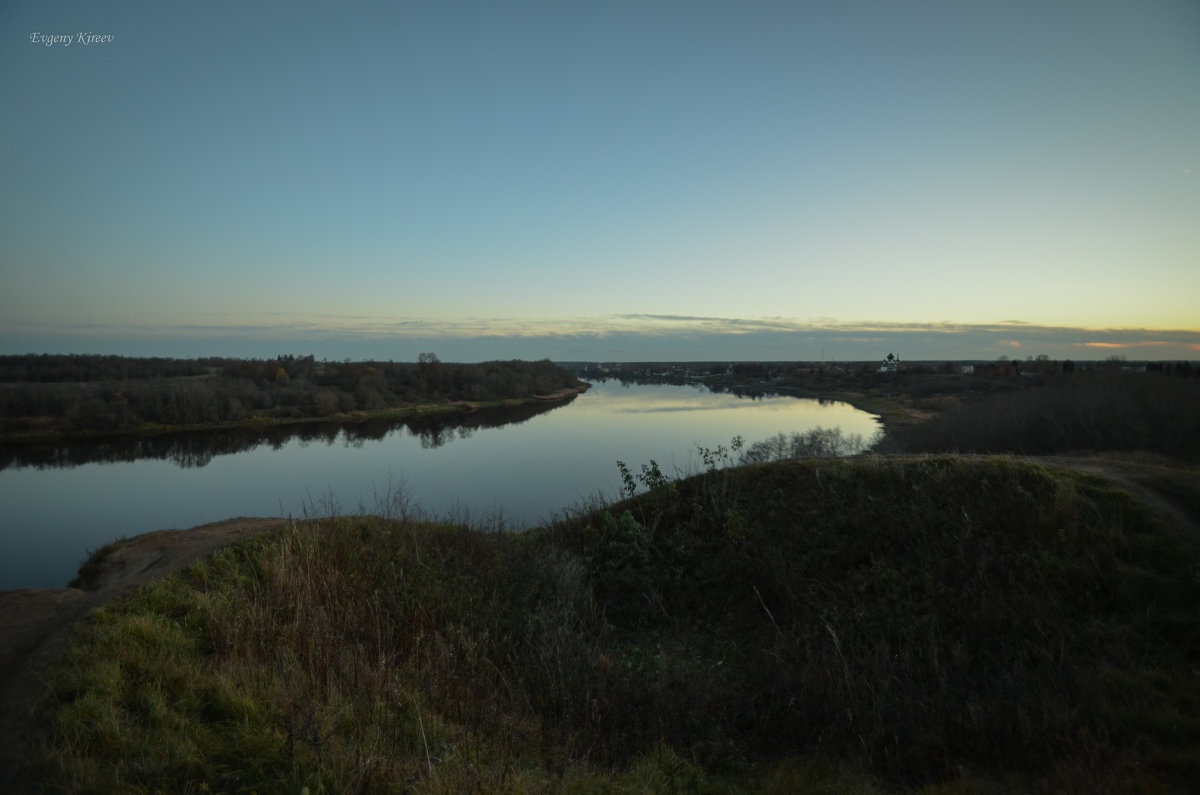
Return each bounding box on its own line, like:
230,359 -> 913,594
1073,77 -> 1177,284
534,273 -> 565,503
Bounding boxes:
0,383 -> 590,446
773,385 -> 932,430
0,355 -> 589,446
6,455 -> 1200,792
0,517 -> 293,783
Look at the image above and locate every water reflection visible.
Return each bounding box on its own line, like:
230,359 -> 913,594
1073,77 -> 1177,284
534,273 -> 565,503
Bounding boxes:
0,383 -> 881,590
0,396 -> 576,471
584,381 -> 846,414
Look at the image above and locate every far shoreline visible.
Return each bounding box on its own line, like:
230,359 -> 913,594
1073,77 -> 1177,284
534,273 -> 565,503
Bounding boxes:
0,383 -> 591,447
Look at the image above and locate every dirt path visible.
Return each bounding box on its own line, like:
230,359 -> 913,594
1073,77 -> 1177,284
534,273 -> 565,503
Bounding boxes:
0,517 -> 288,779
1033,455 -> 1200,549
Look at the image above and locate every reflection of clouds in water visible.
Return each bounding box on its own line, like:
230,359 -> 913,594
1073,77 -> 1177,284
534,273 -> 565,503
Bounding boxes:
573,385 -> 879,448
596,395 -> 820,414
617,405 -> 725,414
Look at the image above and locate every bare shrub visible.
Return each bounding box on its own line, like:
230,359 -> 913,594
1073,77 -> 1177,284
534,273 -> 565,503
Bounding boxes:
740,426 -> 870,463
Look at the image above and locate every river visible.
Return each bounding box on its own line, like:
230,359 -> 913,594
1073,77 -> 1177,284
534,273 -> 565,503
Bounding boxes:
0,381 -> 879,589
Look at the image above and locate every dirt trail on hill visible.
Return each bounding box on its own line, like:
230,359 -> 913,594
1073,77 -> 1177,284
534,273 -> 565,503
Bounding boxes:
0,517 -> 288,780
1035,456 -> 1200,548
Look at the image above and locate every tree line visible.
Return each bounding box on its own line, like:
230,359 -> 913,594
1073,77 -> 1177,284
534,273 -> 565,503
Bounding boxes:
0,354 -> 213,383
0,354 -> 583,438
1,395 -> 574,472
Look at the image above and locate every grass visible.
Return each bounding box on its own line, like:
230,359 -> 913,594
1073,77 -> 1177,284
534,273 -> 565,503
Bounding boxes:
14,457 -> 1200,792
1127,465 -> 1200,530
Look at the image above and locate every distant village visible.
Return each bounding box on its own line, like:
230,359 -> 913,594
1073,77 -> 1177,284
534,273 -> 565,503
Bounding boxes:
556,356 -> 1197,418
564,354 -> 1189,386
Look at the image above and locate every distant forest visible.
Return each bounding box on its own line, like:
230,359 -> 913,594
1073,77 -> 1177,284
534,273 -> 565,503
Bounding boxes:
0,396 -> 573,472
0,354 -> 583,437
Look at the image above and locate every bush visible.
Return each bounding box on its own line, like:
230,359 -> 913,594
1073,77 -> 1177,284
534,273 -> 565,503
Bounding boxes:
740,427 -> 872,463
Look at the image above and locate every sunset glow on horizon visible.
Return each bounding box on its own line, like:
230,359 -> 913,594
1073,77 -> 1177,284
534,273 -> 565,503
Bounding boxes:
2,0 -> 1197,361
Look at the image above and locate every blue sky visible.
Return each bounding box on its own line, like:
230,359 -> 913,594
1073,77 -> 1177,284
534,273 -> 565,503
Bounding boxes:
2,0 -> 1197,361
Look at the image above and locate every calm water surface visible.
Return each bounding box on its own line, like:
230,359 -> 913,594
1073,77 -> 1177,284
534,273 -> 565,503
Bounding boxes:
0,382 -> 879,589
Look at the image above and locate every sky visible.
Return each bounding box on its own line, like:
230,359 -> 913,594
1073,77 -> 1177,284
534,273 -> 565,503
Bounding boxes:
2,0 -> 1197,362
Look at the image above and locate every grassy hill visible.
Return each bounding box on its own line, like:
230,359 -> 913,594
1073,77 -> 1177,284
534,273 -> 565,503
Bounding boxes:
15,457 -> 1200,793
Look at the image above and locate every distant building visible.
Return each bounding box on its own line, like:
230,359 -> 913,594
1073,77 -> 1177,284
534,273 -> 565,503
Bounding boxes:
973,362 -> 1019,378
1019,358 -> 1060,376
879,353 -> 899,373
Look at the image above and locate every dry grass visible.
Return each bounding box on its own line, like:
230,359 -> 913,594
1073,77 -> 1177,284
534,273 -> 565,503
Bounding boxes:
14,457 -> 1200,792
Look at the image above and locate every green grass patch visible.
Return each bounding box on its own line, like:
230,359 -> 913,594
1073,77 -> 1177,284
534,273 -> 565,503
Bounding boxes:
15,458 -> 1200,792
